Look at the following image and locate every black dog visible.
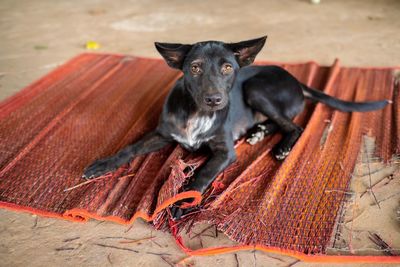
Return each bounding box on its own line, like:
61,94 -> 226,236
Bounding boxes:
83,36 -> 388,219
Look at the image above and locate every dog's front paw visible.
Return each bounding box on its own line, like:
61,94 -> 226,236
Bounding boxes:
82,158 -> 117,179
170,198 -> 195,220
170,181 -> 200,220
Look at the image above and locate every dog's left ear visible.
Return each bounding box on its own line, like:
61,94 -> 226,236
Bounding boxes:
227,36 -> 267,67
155,42 -> 192,69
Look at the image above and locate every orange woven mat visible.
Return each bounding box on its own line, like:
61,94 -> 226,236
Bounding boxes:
0,53 -> 399,262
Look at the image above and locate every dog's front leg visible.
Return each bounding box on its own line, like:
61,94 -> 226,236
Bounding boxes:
83,131 -> 170,179
185,150 -> 236,193
171,138 -> 236,219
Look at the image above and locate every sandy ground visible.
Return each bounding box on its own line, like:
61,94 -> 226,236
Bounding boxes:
0,0 -> 399,266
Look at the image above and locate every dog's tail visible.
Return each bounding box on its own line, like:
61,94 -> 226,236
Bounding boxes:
301,83 -> 390,112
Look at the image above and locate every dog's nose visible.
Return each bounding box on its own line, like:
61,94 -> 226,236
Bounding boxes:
204,94 -> 223,107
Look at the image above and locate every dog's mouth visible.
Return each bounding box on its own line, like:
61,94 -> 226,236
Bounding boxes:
203,105 -> 226,112
198,99 -> 228,112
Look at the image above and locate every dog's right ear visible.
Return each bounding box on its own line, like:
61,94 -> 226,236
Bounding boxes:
155,42 -> 192,69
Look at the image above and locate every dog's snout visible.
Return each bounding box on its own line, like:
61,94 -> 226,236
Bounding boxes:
204,94 -> 223,107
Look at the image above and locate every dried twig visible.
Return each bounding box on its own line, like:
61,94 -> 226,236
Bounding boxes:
370,192 -> 400,206
64,175 -> 111,192
198,235 -> 204,248
107,253 -> 113,265
265,254 -> 285,262
360,174 -> 393,198
119,236 -> 154,244
95,221 -> 105,227
31,216 -> 38,229
151,239 -> 163,248
99,236 -> 133,240
368,232 -> 397,256
160,255 -> 174,267
285,259 -> 300,267
145,251 -> 171,256
63,237 -> 80,242
93,243 -> 139,253
201,233 -> 215,238
363,142 -> 381,209
325,189 -> 354,196
35,222 -> 55,229
383,174 -> 394,185
124,224 -> 135,233
55,247 -> 75,251
234,253 -> 239,267
190,225 -> 214,239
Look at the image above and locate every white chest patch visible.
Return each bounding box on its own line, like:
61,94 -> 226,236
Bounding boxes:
171,114 -> 216,149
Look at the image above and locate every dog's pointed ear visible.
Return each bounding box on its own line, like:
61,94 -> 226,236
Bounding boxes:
154,42 -> 192,69
227,36 -> 267,67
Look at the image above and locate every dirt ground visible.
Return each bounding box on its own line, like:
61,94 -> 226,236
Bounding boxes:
0,0 -> 399,266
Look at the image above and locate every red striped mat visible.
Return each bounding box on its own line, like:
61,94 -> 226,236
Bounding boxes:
0,53 -> 399,262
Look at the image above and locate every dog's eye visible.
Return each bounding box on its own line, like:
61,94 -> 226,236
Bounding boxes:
191,64 -> 202,75
222,63 -> 233,74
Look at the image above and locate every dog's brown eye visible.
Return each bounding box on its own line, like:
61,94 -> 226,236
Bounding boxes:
191,64 -> 201,74
222,63 -> 233,74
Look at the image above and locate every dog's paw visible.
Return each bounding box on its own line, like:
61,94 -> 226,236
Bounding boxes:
82,158 -> 116,179
169,198 -> 195,221
273,147 -> 291,161
170,206 -> 186,220
246,124 -> 268,145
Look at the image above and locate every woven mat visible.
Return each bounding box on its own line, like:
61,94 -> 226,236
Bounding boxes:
1,53 -> 399,262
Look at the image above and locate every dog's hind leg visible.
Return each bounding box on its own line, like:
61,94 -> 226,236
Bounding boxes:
244,82 -> 304,160
255,109 -> 302,160
272,123 -> 303,160
250,106 -> 302,160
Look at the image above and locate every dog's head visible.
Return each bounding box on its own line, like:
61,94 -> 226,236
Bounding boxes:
155,36 -> 267,112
